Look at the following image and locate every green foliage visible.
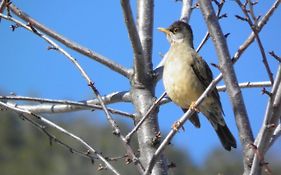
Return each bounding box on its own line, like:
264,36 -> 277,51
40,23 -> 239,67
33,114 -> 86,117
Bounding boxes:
0,111 -> 280,175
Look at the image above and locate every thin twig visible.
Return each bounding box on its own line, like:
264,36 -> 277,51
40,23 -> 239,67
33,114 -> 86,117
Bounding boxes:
247,0 -> 258,25
269,51 -> 281,63
8,4 -> 131,78
236,0 -> 274,83
216,81 -> 272,92
0,101 -> 121,175
125,92 -> 166,141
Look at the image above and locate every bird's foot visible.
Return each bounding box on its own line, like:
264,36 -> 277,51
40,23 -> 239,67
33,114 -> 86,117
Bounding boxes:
172,121 -> 185,132
189,101 -> 199,112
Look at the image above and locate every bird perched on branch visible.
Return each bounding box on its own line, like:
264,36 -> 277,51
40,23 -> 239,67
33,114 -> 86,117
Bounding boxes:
158,21 -> 236,151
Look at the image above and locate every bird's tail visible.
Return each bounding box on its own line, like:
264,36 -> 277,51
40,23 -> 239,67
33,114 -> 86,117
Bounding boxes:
215,123 -> 237,151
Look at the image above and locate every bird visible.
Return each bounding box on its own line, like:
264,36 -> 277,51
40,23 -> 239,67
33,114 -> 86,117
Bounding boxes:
158,21 -> 236,151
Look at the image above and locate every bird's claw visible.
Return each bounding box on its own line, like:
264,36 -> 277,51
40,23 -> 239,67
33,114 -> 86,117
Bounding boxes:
172,121 -> 185,132
189,101 -> 199,112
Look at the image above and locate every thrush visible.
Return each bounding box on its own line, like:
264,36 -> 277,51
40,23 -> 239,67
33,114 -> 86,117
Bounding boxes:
158,21 -> 236,151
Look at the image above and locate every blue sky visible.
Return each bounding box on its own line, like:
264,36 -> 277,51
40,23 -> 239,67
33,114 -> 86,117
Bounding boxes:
0,1 -> 280,165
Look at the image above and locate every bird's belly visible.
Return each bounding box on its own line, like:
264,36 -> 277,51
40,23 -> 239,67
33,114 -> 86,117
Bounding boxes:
163,63 -> 203,108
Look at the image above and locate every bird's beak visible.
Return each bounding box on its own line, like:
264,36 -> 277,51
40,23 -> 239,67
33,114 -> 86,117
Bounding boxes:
158,27 -> 170,35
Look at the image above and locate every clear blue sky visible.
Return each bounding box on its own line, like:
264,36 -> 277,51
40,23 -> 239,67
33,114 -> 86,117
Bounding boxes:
0,1 -> 280,165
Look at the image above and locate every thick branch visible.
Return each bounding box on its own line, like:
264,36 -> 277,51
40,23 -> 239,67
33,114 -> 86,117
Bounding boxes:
8,4 -> 131,78
121,0 -> 145,83
198,1 -> 254,174
137,0 -> 154,76
180,0 -> 193,22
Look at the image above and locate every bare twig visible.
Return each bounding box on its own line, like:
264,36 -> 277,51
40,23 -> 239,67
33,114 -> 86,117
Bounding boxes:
121,0 -> 145,84
0,14 -> 144,173
0,95 -> 134,118
0,101 -> 121,175
180,0 -> 193,22
236,0 -> 274,83
216,81 -> 272,92
125,92 -> 166,141
250,65 -> 281,175
269,51 -> 281,63
8,4 -> 131,78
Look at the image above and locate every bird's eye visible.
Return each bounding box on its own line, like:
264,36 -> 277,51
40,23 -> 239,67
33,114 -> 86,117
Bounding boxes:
172,27 -> 179,33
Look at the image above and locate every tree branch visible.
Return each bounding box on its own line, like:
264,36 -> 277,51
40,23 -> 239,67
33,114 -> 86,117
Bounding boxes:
137,0 -> 154,77
121,0 -> 145,83
250,65 -> 281,175
180,0 -> 193,22
125,92 -> 166,141
7,3 -> 131,78
0,95 -> 134,118
216,81 -> 272,92
198,1 -> 254,174
0,0 -> 6,13
0,101 -> 121,175
269,51 -> 281,63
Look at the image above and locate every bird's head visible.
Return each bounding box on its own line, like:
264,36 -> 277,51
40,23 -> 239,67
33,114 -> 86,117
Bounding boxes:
158,21 -> 194,47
